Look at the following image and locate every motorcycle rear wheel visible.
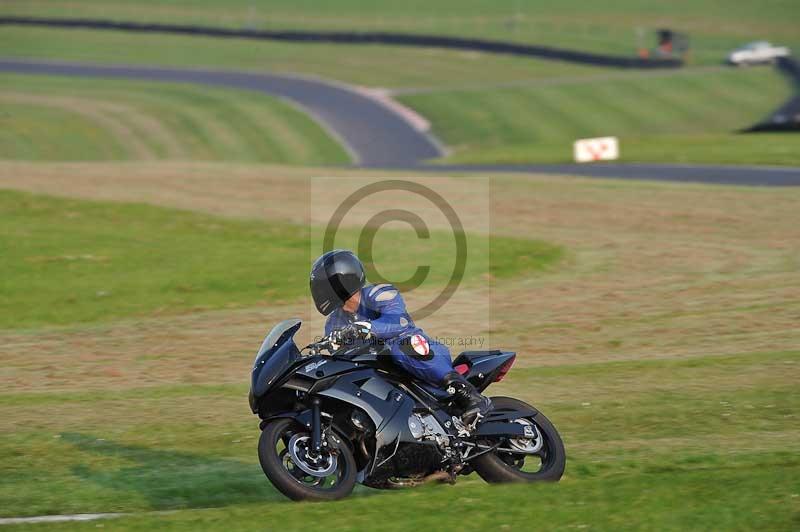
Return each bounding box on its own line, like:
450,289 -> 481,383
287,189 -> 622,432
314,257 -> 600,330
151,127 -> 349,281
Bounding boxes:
472,396 -> 566,483
258,417 -> 357,501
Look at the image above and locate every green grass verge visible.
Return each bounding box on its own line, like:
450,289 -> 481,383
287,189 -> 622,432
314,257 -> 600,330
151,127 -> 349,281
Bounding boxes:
2,0 -> 799,65
2,12 -> 796,167
0,189 -> 562,329
0,27 -> 606,89
0,73 -> 349,164
398,67 -> 800,166
442,133 -> 800,167
1,349 -> 797,528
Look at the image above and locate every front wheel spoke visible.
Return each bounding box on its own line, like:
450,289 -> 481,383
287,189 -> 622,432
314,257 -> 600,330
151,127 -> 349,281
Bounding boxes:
281,449 -> 307,480
274,428 -> 346,491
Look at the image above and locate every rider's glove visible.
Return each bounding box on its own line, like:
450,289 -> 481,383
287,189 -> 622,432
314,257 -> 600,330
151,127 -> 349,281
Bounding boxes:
352,321 -> 372,339
334,321 -> 372,345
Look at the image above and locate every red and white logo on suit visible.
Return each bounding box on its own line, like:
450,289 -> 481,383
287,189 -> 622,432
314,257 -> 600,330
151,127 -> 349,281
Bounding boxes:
410,334 -> 430,356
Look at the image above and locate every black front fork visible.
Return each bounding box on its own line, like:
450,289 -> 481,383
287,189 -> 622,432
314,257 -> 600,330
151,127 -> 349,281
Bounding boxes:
310,397 -> 322,453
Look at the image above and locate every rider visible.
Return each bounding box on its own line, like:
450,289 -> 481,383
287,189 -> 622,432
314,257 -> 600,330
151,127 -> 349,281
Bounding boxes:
309,249 -> 491,422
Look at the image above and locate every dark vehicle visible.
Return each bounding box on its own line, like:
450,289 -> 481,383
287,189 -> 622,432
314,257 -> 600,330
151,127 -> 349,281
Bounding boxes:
249,319 -> 565,501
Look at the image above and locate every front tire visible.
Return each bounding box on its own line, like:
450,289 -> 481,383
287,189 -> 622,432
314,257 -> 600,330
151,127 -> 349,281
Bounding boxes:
472,397 -> 566,483
258,417 -> 357,501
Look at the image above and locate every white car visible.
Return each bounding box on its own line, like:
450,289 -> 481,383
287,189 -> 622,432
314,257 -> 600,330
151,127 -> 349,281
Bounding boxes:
728,41 -> 790,65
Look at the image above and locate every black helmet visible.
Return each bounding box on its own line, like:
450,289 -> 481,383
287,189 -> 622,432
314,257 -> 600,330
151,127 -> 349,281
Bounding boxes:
310,250 -> 366,315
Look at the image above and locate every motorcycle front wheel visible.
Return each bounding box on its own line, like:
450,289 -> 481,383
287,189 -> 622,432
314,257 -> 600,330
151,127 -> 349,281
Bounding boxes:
472,396 -> 566,483
258,417 -> 357,501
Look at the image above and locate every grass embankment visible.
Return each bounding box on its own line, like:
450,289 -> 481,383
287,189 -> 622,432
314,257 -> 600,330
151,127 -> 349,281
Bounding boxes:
0,350 -> 796,528
2,0 -> 799,65
398,67 -> 800,166
0,27 -> 606,89
0,188 -> 561,329
0,74 -> 348,164
2,31 -> 796,166
0,164 -> 798,528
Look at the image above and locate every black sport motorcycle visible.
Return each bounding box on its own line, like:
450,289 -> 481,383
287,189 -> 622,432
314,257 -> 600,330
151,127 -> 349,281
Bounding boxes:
249,319 -> 565,501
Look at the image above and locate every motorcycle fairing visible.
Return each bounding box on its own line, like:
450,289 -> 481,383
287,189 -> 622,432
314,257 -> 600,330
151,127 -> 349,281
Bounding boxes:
250,319 -> 303,407
277,361 -> 450,478
295,358 -> 366,380
254,318 -> 302,363
452,350 -> 517,391
315,370 -> 418,475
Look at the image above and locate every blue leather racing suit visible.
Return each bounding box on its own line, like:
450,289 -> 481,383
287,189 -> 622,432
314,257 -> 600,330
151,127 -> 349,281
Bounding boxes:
324,283 -> 454,384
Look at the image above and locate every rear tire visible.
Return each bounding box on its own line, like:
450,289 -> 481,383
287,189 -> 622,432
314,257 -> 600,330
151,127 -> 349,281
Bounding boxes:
472,397 -> 565,483
258,417 -> 357,501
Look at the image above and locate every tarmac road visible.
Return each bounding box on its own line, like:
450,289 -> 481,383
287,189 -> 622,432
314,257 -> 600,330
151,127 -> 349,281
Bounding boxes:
2,59 -> 799,186
0,59 -> 443,168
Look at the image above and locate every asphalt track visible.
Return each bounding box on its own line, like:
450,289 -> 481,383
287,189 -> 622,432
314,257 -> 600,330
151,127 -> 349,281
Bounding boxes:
2,59 -> 799,186
0,59 -> 441,168
0,16 -> 682,69
748,58 -> 800,133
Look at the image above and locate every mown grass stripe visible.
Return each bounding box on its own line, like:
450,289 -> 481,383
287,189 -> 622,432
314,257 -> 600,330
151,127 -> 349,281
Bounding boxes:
0,101 -> 129,160
0,73 -> 348,165
113,85 -> 251,161
0,92 -> 156,159
400,66 -> 795,164
90,95 -> 187,159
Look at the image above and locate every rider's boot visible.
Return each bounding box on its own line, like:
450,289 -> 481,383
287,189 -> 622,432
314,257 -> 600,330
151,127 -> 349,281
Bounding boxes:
442,372 -> 492,424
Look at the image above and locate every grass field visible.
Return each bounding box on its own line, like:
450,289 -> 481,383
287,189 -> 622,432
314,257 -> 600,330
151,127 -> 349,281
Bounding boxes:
1,2 -> 799,527
1,161 -> 799,529
0,74 -> 348,164
443,132 -> 800,167
0,350 -> 797,530
2,0 -> 799,65
399,66 -> 799,165
0,27 -> 606,89
2,22 -> 797,166
0,187 -> 561,329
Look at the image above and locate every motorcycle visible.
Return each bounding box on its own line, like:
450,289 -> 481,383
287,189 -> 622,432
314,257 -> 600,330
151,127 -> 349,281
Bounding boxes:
249,319 -> 565,501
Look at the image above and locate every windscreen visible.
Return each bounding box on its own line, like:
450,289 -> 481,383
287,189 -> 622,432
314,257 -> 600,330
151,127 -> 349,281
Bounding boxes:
254,318 -> 302,364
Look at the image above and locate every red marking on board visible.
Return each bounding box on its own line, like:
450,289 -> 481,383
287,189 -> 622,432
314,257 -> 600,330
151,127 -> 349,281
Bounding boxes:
586,142 -> 608,161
